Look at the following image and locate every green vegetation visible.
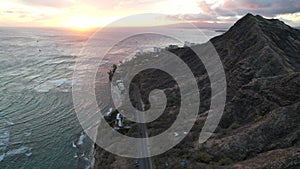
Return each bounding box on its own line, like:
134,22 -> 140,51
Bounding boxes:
107,64 -> 117,81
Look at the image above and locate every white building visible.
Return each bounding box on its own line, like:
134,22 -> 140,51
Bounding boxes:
153,47 -> 162,53
116,80 -> 125,93
135,49 -> 144,56
184,41 -> 197,47
184,41 -> 191,47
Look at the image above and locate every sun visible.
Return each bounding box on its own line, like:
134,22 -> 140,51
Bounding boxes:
64,15 -> 104,31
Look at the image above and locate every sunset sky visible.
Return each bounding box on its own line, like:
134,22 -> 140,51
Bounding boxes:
1,0 -> 300,30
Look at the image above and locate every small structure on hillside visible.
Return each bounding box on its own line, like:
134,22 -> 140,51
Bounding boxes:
166,44 -> 178,50
116,80 -> 125,94
154,47 -> 162,53
184,41 -> 196,47
116,112 -> 123,127
114,110 -> 131,130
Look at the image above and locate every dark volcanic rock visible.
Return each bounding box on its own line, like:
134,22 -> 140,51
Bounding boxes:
232,147 -> 300,169
206,102 -> 300,161
211,13 -> 300,101
197,14 -> 300,168
94,14 -> 300,169
201,14 -> 300,168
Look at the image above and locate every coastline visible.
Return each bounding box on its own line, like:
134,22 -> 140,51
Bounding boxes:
91,103 -> 113,169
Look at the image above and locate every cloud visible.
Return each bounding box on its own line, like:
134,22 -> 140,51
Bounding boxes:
2,0 -> 300,27
198,1 -> 214,14
199,0 -> 300,17
19,0 -> 154,10
167,13 -> 217,21
168,0 -> 300,27
116,0 -> 154,8
19,0 -> 75,8
4,10 -> 15,13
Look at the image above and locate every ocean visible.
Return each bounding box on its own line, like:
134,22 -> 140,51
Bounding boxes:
0,26 -> 222,169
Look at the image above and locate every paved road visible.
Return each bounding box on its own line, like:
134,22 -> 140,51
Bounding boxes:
133,85 -> 153,169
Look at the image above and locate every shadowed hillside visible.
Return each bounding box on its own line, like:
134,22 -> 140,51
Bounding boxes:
94,13 -> 300,169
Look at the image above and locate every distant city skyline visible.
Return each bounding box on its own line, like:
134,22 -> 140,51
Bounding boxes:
1,0 -> 300,31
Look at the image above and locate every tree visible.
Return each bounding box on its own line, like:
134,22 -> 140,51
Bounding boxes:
108,64 -> 117,81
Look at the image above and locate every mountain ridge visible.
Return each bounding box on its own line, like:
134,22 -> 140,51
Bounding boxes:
93,13 -> 300,169
196,13 -> 300,168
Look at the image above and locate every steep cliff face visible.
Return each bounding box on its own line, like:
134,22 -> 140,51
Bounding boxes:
94,14 -> 300,169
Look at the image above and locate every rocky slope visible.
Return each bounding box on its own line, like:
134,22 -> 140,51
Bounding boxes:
203,13 -> 300,169
94,14 -> 300,169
